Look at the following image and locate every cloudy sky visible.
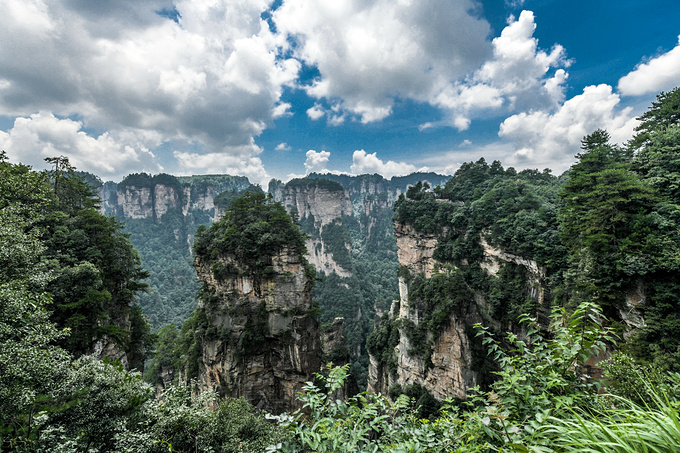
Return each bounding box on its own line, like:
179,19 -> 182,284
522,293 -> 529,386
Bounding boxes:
1,0 -> 679,186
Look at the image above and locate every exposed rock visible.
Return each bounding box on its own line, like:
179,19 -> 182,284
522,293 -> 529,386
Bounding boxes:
620,280 -> 647,339
154,184 -> 181,218
117,186 -> 153,219
101,174 -> 251,221
283,185 -> 353,228
321,317 -> 348,360
479,236 -> 547,307
370,221 -> 548,401
282,182 -> 354,277
93,334 -> 129,369
394,222 -> 439,279
183,185 -> 218,216
194,247 -> 321,414
307,238 -> 353,277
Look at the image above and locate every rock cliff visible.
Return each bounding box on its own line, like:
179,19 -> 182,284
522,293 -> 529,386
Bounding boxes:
194,246 -> 321,414
279,179 -> 354,277
100,173 -> 252,221
190,191 -> 322,413
368,219 -> 547,400
270,173 -> 449,389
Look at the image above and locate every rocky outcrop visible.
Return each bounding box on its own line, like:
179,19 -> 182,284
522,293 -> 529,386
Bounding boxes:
394,223 -> 439,279
194,247 -> 321,414
117,186 -> 153,219
283,183 -> 352,228
308,240 -> 353,277
321,317 -> 348,362
154,184 -> 182,218
369,221 -> 548,400
479,237 -> 547,307
377,223 -> 482,398
101,173 -> 251,221
281,180 -> 354,277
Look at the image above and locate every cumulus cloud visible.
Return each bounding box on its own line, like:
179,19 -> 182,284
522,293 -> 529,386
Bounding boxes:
275,142 -> 291,151
0,0 -> 297,178
275,5 -> 568,130
350,150 -> 423,178
304,150 -> 331,174
306,103 -> 326,120
618,35 -> 680,96
499,84 -> 638,173
430,11 -> 570,130
274,0 -> 491,123
0,112 -> 161,178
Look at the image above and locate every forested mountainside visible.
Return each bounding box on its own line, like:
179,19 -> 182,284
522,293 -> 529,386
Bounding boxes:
2,160 -> 289,451
100,167 -> 448,386
4,88 -> 680,452
367,88 -> 680,407
95,173 -> 256,329
158,192 -> 321,413
269,172 -> 450,386
0,156 -> 152,370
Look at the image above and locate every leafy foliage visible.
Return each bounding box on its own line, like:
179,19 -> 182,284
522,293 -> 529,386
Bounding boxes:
270,303 -> 621,452
559,130 -> 657,310
37,159 -> 151,367
194,191 -> 307,277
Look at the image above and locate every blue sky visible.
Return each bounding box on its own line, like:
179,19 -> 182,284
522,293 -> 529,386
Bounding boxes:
1,0 -> 679,186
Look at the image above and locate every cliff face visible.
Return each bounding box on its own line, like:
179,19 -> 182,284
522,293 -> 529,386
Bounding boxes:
194,247 -> 320,414
270,173 -> 449,389
117,186 -> 154,219
100,173 -> 252,221
280,181 -> 354,277
283,184 -> 353,227
394,223 -> 439,279
369,220 -> 547,400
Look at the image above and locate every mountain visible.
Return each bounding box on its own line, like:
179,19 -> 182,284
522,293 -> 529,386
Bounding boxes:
96,173 -> 254,329
271,172 -> 450,387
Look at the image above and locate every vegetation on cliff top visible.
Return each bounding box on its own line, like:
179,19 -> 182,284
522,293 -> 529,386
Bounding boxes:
193,191 -> 309,275
145,190 -> 315,387
383,87 -> 680,378
4,88 -> 680,451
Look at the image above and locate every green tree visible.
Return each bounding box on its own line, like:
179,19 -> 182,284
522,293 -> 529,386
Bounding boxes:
0,157 -> 70,449
559,130 -> 656,309
193,191 -> 308,282
37,158 -> 151,366
628,87 -> 680,151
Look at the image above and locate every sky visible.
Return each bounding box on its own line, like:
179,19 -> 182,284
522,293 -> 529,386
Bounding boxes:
1,0 -> 679,187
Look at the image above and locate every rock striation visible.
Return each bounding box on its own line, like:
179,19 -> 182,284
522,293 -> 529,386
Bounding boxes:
99,173 -> 252,221
194,246 -> 321,414
269,173 -> 450,389
279,179 -> 354,277
369,219 -> 548,400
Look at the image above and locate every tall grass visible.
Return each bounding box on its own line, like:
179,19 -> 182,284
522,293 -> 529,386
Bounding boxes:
534,393 -> 680,453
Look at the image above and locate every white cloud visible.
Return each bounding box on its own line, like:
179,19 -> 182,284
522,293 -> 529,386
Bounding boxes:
306,103 -> 326,120
430,11 -> 570,130
304,149 -> 331,174
275,4 -> 569,130
350,150 -> 421,178
0,112 -> 161,178
499,84 -> 638,173
274,0 -> 491,123
618,35 -> 680,96
0,0 -> 297,178
275,142 -> 291,151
